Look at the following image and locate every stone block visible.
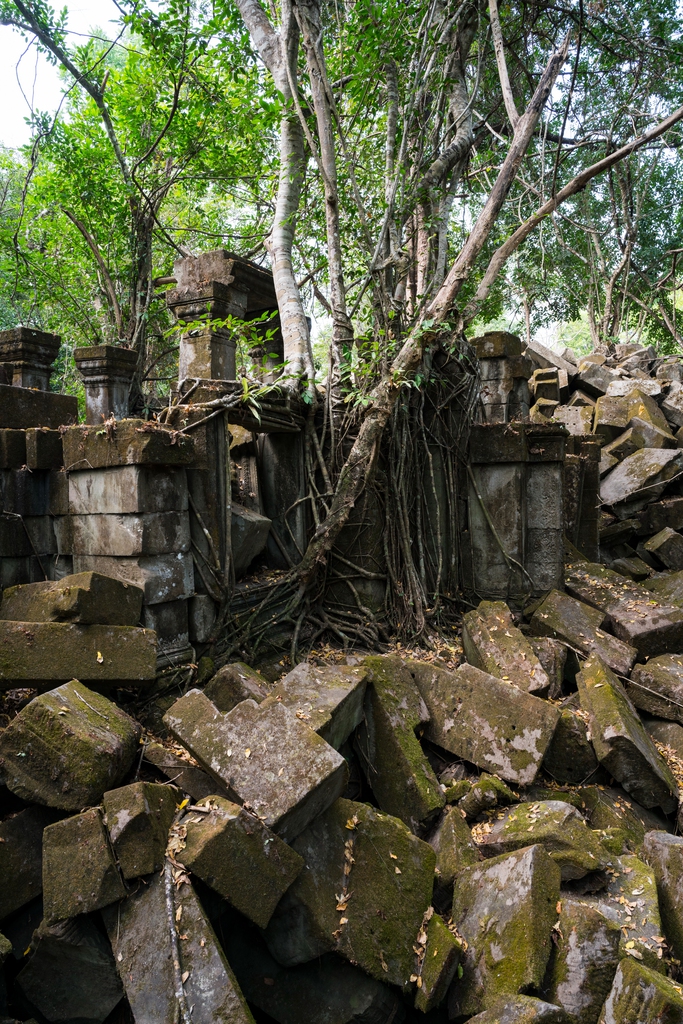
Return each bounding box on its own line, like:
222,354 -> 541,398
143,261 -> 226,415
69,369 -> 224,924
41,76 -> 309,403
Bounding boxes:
68,464 -> 188,514
474,331 -> 523,359
0,807 -> 57,921
164,689 -> 348,841
599,957 -> 683,1023
530,588 -> 637,676
657,360 -> 683,381
643,527 -> 683,570
103,781 -> 177,879
410,661 -> 560,787
577,653 -> 678,813
263,662 -> 366,749
428,804 -> 480,905
232,502 -> 272,576
70,510 -> 191,556
528,636 -> 567,699
569,389 -> 595,407
142,598 -> 190,658
62,419 -> 195,471
15,915 -> 123,1024
73,551 -> 194,604
476,800 -> 608,880
0,428 -> 26,467
530,398 -> 559,422
42,806 -> 127,922
462,600 -> 550,695
553,405 -> 593,435
600,448 -> 683,510
577,363 -> 615,398
466,997 -> 571,1023
630,416 -> 676,450
0,680 -> 141,810
48,468 -> 69,515
607,378 -> 662,399
542,708 -> 599,785
542,897 -> 620,1024
642,831 -> 683,963
448,845 -> 561,1018
0,467 -> 50,515
567,560 -> 683,656
661,382 -> 683,428
0,383 -> 77,429
626,389 -> 670,433
600,451 -> 618,477
524,339 -> 578,380
0,621 -> 156,690
204,661 -> 269,713
644,717 -> 683,757
22,514 -> 58,554
637,497 -> 683,535
0,513 -> 31,557
458,773 -> 517,819
264,797 -> 435,990
189,593 -> 217,642
143,740 -> 218,801
603,428 -> 643,463
587,853 -> 666,971
25,427 -> 63,470
181,795 -> 304,928
0,570 -> 144,625
414,910 -> 462,1013
103,871 -> 254,1024
610,555 -> 652,581
355,655 -> 444,831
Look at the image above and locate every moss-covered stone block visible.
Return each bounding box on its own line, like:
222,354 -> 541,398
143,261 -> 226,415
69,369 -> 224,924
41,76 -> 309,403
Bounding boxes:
642,831 -> 683,962
476,800 -> 610,880
529,636 -> 567,699
599,957 -> 683,1023
0,680 -> 142,810
587,854 -> 665,973
0,571 -> 144,626
262,662 -> 367,750
204,661 -> 269,712
448,844 -> 561,1018
43,806 -> 126,923
466,996 -> 571,1023
458,773 -> 518,820
577,653 -> 678,813
264,797 -> 435,991
462,600 -> 550,695
543,710 -> 599,785
181,795 -> 304,928
429,805 -> 480,907
61,419 -> 195,469
414,910 -> 462,1013
577,786 -> 654,854
530,589 -> 636,677
355,655 -> 444,832
103,781 -> 177,879
164,689 -> 348,842
629,655 -> 683,725
410,661 -> 560,787
0,806 -> 58,921
542,897 -> 620,1024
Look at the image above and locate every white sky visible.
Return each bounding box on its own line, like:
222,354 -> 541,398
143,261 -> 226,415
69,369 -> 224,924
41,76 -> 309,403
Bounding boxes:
0,0 -> 121,149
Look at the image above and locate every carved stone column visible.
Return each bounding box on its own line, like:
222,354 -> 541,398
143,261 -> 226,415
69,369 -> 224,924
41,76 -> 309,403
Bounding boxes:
0,327 -> 61,390
74,345 -> 138,424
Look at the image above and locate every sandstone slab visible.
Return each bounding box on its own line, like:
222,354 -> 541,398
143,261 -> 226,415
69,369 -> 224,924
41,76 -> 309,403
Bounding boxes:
429,804 -> 480,907
530,588 -> 636,677
600,957 -> 683,1024
462,600 -> 550,695
0,384 -> 77,430
62,419 -> 195,470
103,781 -> 177,879
263,662 -> 367,750
71,510 -> 191,556
643,527 -> 683,570
25,427 -> 63,469
0,806 -> 57,921
600,448 -> 683,511
73,551 -> 194,604
466,997 -> 570,1023
642,831 -> 683,961
629,655 -> 683,725
542,709 -> 599,785
204,661 -> 269,713
0,570 -> 144,625
68,464 -> 188,514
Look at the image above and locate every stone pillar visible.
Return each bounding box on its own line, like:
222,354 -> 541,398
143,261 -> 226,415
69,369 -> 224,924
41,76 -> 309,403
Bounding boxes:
0,327 -> 61,390
472,331 -> 532,424
74,345 -> 137,425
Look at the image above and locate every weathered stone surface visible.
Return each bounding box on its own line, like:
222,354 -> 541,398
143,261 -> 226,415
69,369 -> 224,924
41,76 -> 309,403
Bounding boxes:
144,740 -> 218,800
181,795 -> 304,928
429,804 -> 480,902
71,510 -> 191,556
608,377 -> 662,399
661,381 -> 683,428
593,394 -> 627,442
0,807 -> 57,921
585,854 -> 665,972
164,689 -> 348,841
477,801 -> 609,880
466,996 -> 570,1023
644,717 -> 683,757
204,661 -> 269,713
577,364 -> 614,398
603,428 -> 643,463
263,662 -> 367,750
0,680 -> 141,810
529,636 -> 567,699
638,497 -> 683,536
629,655 -> 683,725
475,331 -> 523,359
643,527 -> 683,570
553,405 -> 593,435
566,561 -> 683,656
577,653 -> 678,813
68,464 -> 188,514
25,427 -> 63,469
458,773 -> 518,819
411,661 -> 560,787
0,467 -> 50,515
62,419 -> 195,470
142,598 -> 190,657
448,845 -> 561,1018
630,416 -> 677,450
264,798 -> 435,990
462,600 -> 550,695
73,551 -> 194,604
0,427 -> 27,468
0,570 -> 144,625
599,957 -> 683,1023
103,781 -> 177,879
414,910 -> 462,1013
0,383 -> 77,430
642,831 -> 683,961
15,915 -> 123,1024
578,787 -> 653,856
543,709 -> 599,785
104,871 -> 255,1024
0,621 -> 156,690
542,897 -> 620,1024
356,655 -> 444,831
42,806 -> 126,922
600,448 -> 683,510
232,502 -> 272,576
530,589 -> 637,676
626,389 -> 670,431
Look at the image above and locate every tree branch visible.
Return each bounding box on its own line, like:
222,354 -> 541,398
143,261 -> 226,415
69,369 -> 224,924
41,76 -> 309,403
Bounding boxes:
489,0 -> 519,128
62,208 -> 123,337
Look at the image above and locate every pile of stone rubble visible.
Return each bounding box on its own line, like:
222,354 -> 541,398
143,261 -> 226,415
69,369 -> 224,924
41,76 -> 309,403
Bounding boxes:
3,559 -> 683,1024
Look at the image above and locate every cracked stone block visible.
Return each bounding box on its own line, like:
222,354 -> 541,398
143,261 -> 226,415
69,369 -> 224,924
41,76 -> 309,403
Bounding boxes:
410,661 -> 561,787
603,428 -> 643,463
15,915 -> 123,1024
62,419 -> 194,469
542,709 -> 599,785
565,561 -> 683,657
73,551 -> 194,605
262,662 -> 367,750
263,797 -> 435,991
0,807 -> 58,921
68,464 -> 188,514
593,396 -> 629,445
0,680 -> 141,810
164,689 -> 348,842
530,589 -> 636,677
465,996 -> 571,1023
661,382 -> 683,428
629,655 -> 683,725
599,957 -> 683,1024
232,502 -> 272,576
458,774 -> 518,820
448,845 -> 561,1018
577,364 -> 615,398
607,378 -> 661,399
637,497 -> 683,536
71,511 -> 191,556
204,661 -> 269,713
577,653 -> 678,813
103,781 -> 177,879
529,637 -> 567,699
542,897 -> 620,1024
626,389 -> 671,433
462,600 -> 550,695
0,384 -> 77,429
578,787 -> 655,858
428,804 -> 480,907
181,795 -> 304,928
413,910 -> 462,1013
630,417 -> 676,450
25,427 -> 63,470
103,871 -> 255,1024
0,621 -> 156,691
642,831 -> 683,961
600,448 -> 683,512
42,806 -> 126,923
643,527 -> 683,570
553,405 -> 593,435
0,570 -> 144,625
355,655 -> 444,832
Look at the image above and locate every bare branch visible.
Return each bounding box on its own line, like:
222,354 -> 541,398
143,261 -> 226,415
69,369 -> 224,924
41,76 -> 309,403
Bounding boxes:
62,208 -> 123,336
489,0 -> 519,128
